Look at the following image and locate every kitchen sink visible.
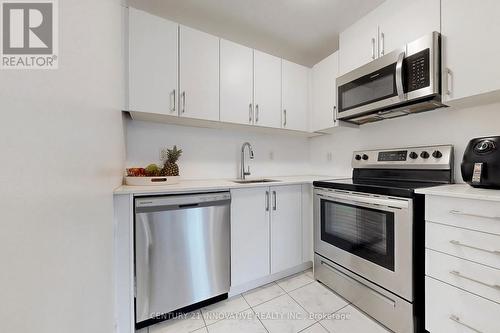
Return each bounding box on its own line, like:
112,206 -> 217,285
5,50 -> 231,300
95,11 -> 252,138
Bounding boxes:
232,179 -> 281,184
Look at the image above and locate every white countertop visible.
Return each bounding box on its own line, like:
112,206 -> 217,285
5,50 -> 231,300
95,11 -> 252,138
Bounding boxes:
114,175 -> 345,195
415,183 -> 500,202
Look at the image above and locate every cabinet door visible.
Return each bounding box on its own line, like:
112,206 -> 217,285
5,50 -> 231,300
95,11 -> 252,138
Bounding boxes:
270,185 -> 302,274
179,26 -> 219,121
378,0 -> 440,56
129,8 -> 178,115
220,40 -> 254,125
338,13 -> 379,75
311,52 -> 338,132
254,50 -> 282,128
282,60 -> 309,131
230,187 -> 270,286
442,0 -> 500,102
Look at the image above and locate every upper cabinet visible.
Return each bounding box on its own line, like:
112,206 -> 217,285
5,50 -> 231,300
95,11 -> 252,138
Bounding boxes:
253,50 -> 282,128
338,0 -> 440,75
311,52 -> 338,132
128,8 -> 178,115
179,26 -> 220,121
282,60 -> 309,132
220,39 -> 254,125
441,0 -> 500,103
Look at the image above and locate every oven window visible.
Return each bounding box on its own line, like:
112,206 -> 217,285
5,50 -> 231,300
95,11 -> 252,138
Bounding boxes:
321,199 -> 395,271
338,63 -> 397,112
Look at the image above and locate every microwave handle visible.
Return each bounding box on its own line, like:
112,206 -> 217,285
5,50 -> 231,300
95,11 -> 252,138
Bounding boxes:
395,51 -> 405,101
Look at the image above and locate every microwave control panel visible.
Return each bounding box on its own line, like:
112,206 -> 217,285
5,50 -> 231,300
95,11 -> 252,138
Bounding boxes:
405,48 -> 430,92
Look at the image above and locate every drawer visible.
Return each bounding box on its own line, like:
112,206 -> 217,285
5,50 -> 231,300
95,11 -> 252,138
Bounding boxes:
426,249 -> 500,304
426,221 -> 500,269
425,195 -> 500,235
426,276 -> 500,333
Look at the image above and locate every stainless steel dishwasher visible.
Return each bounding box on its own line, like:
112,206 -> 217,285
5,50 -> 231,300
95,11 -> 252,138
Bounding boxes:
134,192 -> 231,329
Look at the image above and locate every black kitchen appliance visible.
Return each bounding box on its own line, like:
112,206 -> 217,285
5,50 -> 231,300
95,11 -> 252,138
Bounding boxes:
462,136 -> 500,189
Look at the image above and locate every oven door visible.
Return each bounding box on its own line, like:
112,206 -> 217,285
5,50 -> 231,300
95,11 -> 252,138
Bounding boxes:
337,47 -> 406,120
314,188 -> 413,301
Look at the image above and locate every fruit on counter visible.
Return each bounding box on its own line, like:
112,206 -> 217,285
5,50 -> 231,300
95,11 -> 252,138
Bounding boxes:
126,168 -> 145,177
162,145 -> 183,176
144,164 -> 162,177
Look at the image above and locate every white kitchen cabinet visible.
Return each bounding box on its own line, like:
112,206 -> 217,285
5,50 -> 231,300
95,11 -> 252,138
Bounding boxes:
281,60 -> 309,131
253,50 -> 282,128
179,25 -> 220,121
441,0 -> 500,102
128,8 -> 178,115
220,39 -> 254,125
311,52 -> 338,132
230,187 -> 270,287
270,185 -> 302,274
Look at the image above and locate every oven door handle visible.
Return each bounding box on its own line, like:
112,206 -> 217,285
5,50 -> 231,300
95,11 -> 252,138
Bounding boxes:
395,51 -> 406,101
316,192 -> 409,209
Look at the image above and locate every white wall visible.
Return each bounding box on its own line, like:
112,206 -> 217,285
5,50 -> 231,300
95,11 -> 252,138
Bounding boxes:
0,1 -> 125,333
309,102 -> 500,181
126,119 -> 311,179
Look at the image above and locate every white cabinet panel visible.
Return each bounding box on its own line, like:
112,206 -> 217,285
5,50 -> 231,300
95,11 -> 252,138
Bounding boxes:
377,0 -> 440,56
179,25 -> 220,121
270,185 -> 302,274
442,0 -> 500,102
254,50 -> 282,128
220,40 -> 254,125
301,184 -> 313,263
311,52 -> 338,132
282,60 -> 309,131
129,8 -> 178,115
230,188 -> 270,286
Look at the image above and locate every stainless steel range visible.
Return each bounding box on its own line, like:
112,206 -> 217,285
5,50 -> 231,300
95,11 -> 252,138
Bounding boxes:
313,145 -> 453,333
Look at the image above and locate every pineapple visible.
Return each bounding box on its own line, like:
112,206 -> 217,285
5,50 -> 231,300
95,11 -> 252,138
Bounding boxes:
161,145 -> 183,176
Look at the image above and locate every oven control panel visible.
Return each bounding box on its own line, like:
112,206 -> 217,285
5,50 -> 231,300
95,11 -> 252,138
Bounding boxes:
353,145 -> 453,169
405,48 -> 430,92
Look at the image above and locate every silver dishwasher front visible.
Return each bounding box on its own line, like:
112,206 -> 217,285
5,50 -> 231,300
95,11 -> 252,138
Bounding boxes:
134,192 -> 231,328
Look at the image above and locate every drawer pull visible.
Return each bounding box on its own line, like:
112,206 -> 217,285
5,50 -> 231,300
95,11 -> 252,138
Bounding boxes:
450,270 -> 500,291
449,209 -> 500,221
449,314 -> 483,333
450,240 -> 500,255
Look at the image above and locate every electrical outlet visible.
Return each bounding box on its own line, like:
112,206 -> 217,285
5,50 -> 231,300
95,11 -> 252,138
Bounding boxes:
269,151 -> 274,160
327,152 -> 333,162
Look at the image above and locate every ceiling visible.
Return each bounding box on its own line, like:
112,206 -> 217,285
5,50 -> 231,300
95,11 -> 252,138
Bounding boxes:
128,0 -> 385,67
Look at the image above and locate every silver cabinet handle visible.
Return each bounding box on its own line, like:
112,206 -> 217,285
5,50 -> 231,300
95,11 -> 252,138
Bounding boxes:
449,315 -> 483,333
449,240 -> 500,255
272,191 -> 277,211
380,32 -> 385,56
283,109 -> 287,127
332,106 -> 337,122
265,191 -> 269,211
255,104 -> 259,123
395,51 -> 405,101
170,89 -> 176,113
446,68 -> 453,96
449,209 -> 500,221
249,103 -> 253,124
371,38 -> 376,60
450,270 -> 500,291
181,91 -> 186,113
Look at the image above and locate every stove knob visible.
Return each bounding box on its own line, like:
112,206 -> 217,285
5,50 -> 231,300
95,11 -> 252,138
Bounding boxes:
355,154 -> 362,161
432,150 -> 443,158
409,152 -> 418,159
362,154 -> 369,160
420,151 -> 430,159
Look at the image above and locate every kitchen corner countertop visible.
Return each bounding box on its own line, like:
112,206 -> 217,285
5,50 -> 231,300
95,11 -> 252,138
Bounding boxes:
114,175 -> 345,195
415,183 -> 500,202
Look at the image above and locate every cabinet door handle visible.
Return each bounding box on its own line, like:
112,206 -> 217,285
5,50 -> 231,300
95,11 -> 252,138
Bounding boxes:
249,103 -> 253,123
332,106 -> 337,122
371,38 -> 376,60
450,270 -> 500,291
283,109 -> 287,127
446,68 -> 453,96
181,91 -> 186,113
272,191 -> 277,210
265,191 -> 269,211
449,315 -> 483,333
255,104 -> 259,123
170,89 -> 176,113
449,240 -> 500,255
449,209 -> 500,221
380,32 -> 385,56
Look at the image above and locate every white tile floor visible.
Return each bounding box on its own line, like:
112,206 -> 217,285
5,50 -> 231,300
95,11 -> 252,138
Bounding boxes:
141,269 -> 391,333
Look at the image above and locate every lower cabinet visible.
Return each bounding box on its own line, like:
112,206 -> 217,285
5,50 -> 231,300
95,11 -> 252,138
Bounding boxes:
230,185 -> 303,288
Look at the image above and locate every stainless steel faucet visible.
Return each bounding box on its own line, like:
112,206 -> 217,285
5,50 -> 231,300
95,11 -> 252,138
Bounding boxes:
240,142 -> 254,180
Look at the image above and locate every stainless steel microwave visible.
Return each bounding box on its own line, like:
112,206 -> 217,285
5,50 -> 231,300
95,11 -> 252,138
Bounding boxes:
337,32 -> 445,124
